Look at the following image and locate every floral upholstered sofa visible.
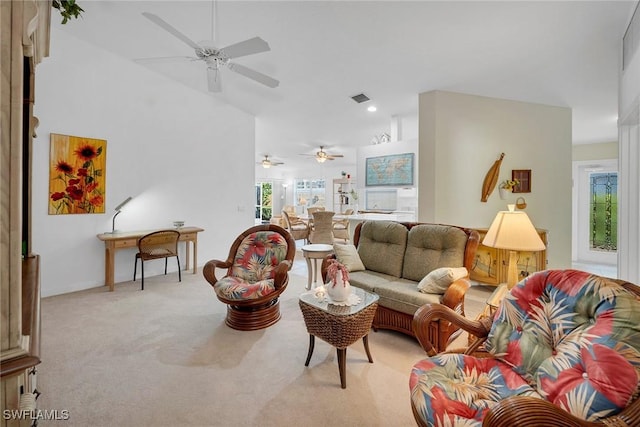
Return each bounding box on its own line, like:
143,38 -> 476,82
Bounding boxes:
409,269 -> 640,426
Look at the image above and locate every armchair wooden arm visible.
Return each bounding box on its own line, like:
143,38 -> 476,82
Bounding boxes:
412,302 -> 493,356
202,259 -> 233,287
482,395 -> 640,427
273,260 -> 292,289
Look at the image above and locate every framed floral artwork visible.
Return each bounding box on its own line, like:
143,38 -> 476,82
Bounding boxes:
49,133 -> 106,214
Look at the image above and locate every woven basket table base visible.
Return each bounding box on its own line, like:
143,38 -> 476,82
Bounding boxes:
299,300 -> 378,388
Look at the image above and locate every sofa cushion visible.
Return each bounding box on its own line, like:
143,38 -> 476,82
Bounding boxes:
349,270 -> 441,315
402,224 -> 468,281
417,267 -> 468,294
333,243 -> 365,272
357,221 -> 408,277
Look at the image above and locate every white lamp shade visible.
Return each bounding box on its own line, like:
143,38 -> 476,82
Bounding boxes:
483,206 -> 546,251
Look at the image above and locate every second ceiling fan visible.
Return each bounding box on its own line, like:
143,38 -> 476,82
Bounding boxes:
301,146 -> 344,163
140,12 -> 279,93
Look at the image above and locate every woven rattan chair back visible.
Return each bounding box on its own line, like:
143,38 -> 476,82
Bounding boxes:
309,211 -> 335,244
134,230 -> 181,290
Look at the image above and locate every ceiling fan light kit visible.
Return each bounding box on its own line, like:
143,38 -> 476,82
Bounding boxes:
141,12 -> 279,93
258,155 -> 283,168
299,146 -> 344,163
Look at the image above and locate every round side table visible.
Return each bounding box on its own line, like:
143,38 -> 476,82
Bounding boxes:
301,244 -> 334,290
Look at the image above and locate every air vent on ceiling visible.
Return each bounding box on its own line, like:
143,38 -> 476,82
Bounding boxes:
351,93 -> 370,103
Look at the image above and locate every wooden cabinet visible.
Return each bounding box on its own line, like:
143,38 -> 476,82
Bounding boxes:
470,228 -> 548,286
1,1 -> 48,425
333,178 -> 356,213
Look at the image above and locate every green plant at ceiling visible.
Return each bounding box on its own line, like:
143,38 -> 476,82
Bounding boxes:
52,0 -> 84,24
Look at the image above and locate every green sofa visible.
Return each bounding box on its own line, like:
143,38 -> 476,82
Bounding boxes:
323,220 -> 479,353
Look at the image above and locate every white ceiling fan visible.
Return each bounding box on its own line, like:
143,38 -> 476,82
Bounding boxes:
257,155 -> 284,168
139,12 -> 279,92
300,146 -> 344,163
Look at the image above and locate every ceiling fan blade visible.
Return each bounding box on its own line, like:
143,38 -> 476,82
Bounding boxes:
134,56 -> 197,64
221,37 -> 270,59
207,67 -> 222,92
328,154 -> 344,158
142,12 -> 203,51
228,63 -> 279,88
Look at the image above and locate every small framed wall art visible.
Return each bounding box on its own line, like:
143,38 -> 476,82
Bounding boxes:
512,169 -> 531,193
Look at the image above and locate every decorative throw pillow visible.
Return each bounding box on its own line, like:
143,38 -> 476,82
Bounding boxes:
333,244 -> 365,272
417,267 -> 468,294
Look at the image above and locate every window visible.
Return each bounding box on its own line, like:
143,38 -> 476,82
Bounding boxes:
294,179 -> 325,209
255,182 -> 273,223
590,172 -> 617,251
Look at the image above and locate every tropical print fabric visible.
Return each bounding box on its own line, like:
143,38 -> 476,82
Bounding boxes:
213,231 -> 289,301
410,269 -> 640,426
410,354 -> 542,426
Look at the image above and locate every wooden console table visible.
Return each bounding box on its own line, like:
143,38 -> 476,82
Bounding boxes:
97,226 -> 204,291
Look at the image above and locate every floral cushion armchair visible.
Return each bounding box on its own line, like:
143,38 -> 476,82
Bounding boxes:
409,269 -> 640,427
203,224 -> 296,331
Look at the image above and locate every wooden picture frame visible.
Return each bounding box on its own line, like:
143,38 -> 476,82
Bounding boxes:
512,169 -> 531,193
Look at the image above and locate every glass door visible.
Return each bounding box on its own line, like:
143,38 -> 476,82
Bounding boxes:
255,181 -> 273,224
575,160 -> 618,266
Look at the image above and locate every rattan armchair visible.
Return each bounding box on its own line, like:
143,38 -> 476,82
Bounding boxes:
202,224 -> 296,331
133,229 -> 181,290
409,270 -> 640,427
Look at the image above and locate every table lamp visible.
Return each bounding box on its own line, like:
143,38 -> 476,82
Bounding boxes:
109,196 -> 132,233
483,204 -> 546,289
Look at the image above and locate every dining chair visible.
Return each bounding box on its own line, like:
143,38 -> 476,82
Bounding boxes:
308,210 -> 335,245
332,208 -> 353,242
282,210 -> 310,243
306,206 -> 325,229
133,229 -> 181,290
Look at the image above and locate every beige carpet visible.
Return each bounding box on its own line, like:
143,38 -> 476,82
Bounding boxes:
37,254 -> 492,426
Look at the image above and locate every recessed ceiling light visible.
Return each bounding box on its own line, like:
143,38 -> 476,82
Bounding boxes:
367,106 -> 377,112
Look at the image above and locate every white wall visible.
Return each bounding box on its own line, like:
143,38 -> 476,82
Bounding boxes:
617,6 -> 640,283
572,141 -> 618,161
33,28 -> 256,297
418,90 -> 572,270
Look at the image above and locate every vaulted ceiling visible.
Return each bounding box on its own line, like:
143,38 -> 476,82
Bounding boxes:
55,1 -> 636,169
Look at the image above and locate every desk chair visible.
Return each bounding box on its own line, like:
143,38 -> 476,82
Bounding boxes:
133,230 -> 181,290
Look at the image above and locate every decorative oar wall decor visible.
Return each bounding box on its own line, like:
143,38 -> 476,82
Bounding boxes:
481,152 -> 505,202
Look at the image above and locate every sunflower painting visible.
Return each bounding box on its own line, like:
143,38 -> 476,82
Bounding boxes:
49,133 -> 106,215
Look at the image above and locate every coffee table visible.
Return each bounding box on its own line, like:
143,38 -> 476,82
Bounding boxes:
298,286 -> 379,389
301,244 -> 334,289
